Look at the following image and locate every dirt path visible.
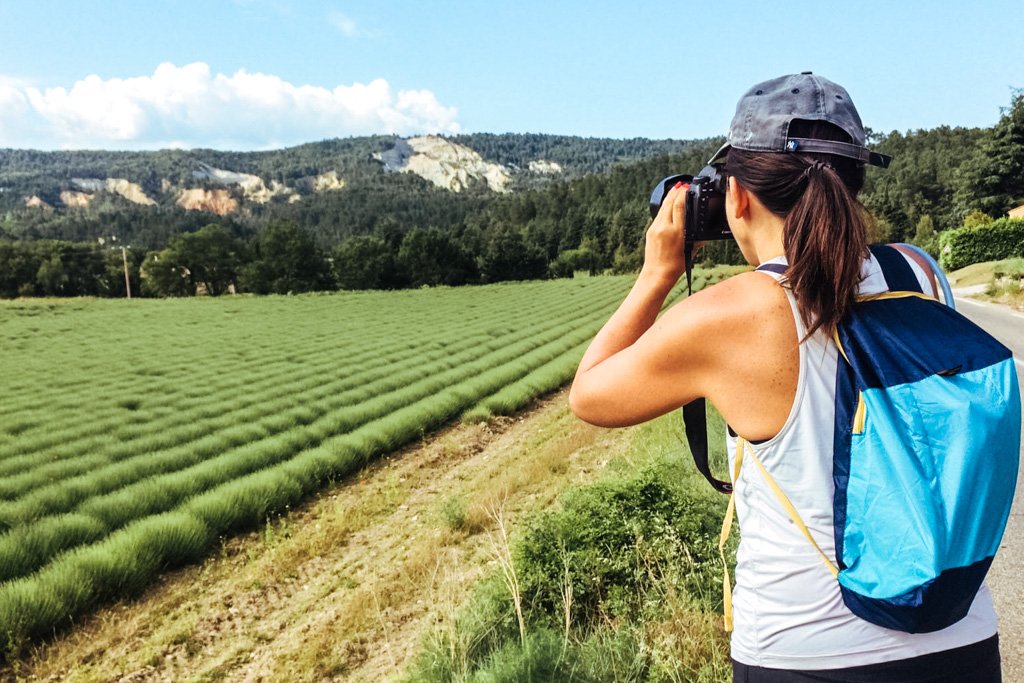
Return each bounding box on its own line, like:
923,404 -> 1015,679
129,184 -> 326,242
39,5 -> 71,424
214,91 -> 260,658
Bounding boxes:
10,391 -> 634,682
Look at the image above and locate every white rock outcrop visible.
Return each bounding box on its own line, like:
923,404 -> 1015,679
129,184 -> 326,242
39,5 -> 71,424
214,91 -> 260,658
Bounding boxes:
528,160 -> 563,174
191,163 -> 296,204
71,178 -> 156,206
311,170 -> 346,192
176,188 -> 239,215
376,136 -> 511,193
292,170 -> 346,194
60,191 -> 93,208
24,195 -> 53,210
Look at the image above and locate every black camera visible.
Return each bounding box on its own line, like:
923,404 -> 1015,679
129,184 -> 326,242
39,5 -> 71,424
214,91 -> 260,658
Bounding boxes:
648,165 -> 732,243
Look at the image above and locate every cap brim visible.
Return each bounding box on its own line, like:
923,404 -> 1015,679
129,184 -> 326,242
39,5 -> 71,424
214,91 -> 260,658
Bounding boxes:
708,142 -> 730,166
708,138 -> 892,169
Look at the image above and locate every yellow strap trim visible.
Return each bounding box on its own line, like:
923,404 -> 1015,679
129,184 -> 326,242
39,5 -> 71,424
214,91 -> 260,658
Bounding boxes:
718,437 -> 745,632
852,392 -> 867,434
719,489 -> 736,632
833,330 -> 850,364
856,290 -> 937,303
836,291 -> 926,434
744,442 -> 840,579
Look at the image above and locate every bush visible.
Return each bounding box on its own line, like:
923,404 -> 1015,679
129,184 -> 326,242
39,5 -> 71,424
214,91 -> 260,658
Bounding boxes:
515,466 -> 723,631
404,574 -> 520,683
466,626 -> 644,683
938,218 -> 1024,270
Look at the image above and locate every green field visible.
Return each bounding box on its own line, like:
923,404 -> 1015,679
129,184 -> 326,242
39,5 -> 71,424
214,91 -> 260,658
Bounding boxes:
0,266 -> 762,655
0,277 -> 671,648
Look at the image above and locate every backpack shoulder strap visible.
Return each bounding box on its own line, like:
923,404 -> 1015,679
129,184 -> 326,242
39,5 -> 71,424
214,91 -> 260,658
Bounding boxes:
743,441 -> 840,578
891,244 -> 939,299
869,244 -> 922,293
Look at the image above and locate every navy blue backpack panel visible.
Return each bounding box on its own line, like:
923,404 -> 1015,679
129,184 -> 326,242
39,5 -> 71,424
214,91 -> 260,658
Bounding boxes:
831,246 -> 1021,633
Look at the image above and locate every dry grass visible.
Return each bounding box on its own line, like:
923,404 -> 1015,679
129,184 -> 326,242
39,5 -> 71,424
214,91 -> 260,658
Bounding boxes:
949,258 -> 1024,288
10,390 -> 632,682
984,278 -> 1024,311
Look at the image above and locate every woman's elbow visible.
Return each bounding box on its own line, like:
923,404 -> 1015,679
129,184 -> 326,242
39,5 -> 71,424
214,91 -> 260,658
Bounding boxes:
568,381 -> 621,427
567,382 -> 590,422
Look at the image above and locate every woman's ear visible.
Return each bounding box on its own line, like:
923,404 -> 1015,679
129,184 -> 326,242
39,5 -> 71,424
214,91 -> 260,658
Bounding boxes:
727,176 -> 750,221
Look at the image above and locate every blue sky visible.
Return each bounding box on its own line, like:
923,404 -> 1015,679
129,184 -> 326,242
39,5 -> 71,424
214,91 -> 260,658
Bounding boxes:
0,0 -> 1021,150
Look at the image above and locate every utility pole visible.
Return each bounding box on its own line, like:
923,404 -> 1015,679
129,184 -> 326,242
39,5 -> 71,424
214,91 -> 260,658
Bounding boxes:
100,235 -> 132,299
121,245 -> 132,299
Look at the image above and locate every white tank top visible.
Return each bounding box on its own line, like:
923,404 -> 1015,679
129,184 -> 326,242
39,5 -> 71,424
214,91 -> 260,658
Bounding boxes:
726,253 -> 998,670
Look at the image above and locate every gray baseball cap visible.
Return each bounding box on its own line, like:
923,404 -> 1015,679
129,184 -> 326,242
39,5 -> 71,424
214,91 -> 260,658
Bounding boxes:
709,72 -> 891,168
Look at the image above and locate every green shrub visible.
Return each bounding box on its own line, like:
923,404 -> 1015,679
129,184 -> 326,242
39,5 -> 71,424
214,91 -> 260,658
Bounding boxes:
516,466 -> 723,631
440,496 -> 468,531
938,218 -> 1024,270
467,626 -> 645,683
0,514 -> 106,583
404,574 -> 519,683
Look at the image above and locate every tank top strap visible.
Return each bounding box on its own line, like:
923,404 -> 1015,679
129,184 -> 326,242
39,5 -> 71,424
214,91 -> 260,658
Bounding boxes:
755,262 -> 788,277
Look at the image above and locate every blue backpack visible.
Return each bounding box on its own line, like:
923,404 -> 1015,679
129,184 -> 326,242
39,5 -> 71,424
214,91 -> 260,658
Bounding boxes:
827,245 -> 1020,632
711,245 -> 1021,634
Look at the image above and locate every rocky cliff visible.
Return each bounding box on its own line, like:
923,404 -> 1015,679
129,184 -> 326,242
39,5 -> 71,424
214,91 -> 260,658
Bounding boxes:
374,135 -> 562,193
71,178 -> 157,206
9,134 -> 650,222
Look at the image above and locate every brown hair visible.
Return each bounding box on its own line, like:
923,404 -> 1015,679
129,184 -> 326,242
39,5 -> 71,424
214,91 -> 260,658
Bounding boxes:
725,120 -> 869,338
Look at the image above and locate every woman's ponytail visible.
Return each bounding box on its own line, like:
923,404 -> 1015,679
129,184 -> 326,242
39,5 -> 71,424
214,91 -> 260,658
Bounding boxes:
726,120 -> 869,339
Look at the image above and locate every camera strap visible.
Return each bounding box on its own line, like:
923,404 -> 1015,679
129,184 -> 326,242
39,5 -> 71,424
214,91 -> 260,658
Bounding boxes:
684,245 -> 694,295
682,398 -> 733,494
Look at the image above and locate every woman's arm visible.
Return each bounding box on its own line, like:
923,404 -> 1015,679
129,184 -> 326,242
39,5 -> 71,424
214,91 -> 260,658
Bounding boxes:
569,267 -> 793,432
568,180 -> 794,433
569,182 -> 711,426
571,182 -> 687,372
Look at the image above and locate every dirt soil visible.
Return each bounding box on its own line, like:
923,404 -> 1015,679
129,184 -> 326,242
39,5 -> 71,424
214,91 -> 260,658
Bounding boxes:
9,390 -> 633,683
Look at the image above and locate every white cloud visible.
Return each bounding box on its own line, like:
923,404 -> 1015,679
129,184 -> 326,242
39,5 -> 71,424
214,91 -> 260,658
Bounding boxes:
0,62 -> 460,150
329,11 -> 358,37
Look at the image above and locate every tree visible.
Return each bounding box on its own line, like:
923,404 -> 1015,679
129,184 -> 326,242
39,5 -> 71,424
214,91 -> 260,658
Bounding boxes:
479,225 -> 548,283
549,238 -> 601,278
397,227 -> 478,287
955,90 -> 1024,218
0,242 -> 41,298
912,214 -> 935,244
139,249 -> 192,297
610,243 -> 643,274
863,126 -> 985,234
910,214 -> 938,256
36,253 -> 68,296
141,224 -> 247,296
962,209 -> 994,229
241,221 -> 333,294
174,224 -> 247,296
333,235 -> 403,290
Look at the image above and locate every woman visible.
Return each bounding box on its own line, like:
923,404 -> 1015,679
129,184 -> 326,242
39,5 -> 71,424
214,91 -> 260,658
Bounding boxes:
568,73 -> 1001,682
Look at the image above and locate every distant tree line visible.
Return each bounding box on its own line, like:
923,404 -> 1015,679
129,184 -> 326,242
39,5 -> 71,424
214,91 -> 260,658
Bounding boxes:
0,142 -> 740,298
1,91 -> 1022,297
864,89 -> 1024,245
0,240 -> 143,298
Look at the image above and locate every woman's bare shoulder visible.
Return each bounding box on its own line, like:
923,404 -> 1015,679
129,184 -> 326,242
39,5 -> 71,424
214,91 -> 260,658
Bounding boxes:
662,270 -> 790,330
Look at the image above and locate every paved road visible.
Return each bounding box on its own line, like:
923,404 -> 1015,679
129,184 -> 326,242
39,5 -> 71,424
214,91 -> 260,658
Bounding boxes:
954,296 -> 1024,680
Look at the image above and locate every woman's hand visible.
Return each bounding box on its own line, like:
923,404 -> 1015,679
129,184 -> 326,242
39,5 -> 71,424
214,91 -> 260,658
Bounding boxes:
641,181 -> 689,282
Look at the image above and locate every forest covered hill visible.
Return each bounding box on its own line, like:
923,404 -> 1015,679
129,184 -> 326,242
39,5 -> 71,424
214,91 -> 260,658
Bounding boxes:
0,89 -> 1021,298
